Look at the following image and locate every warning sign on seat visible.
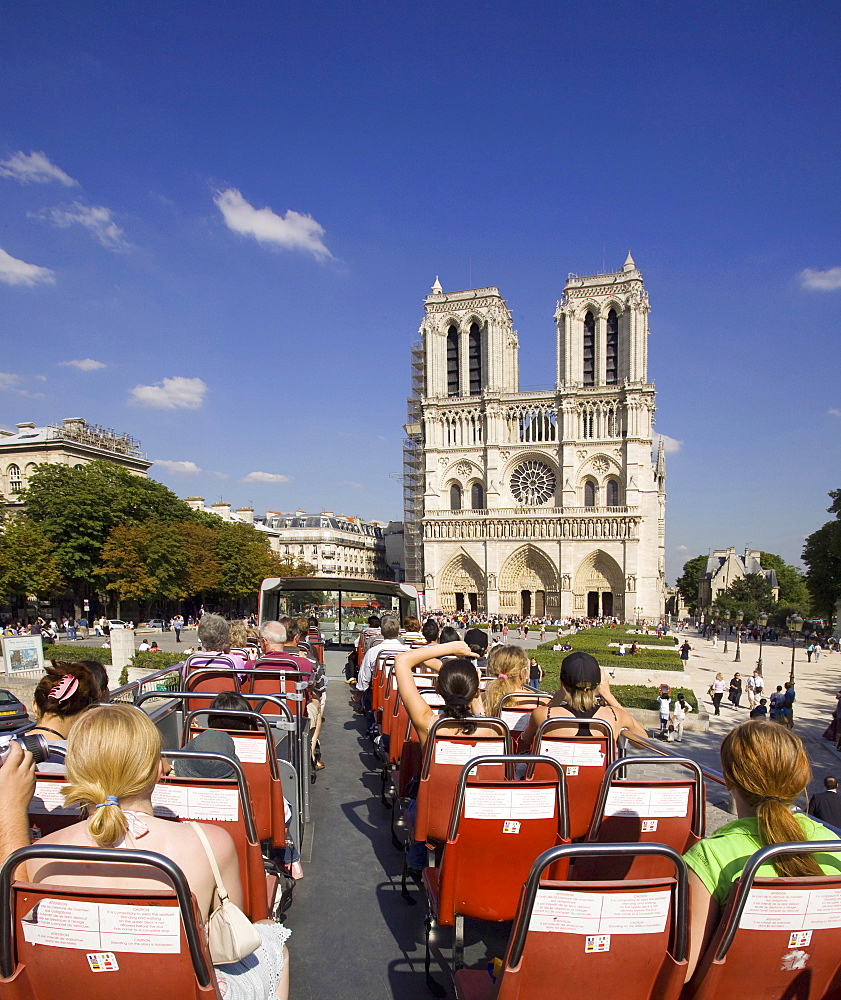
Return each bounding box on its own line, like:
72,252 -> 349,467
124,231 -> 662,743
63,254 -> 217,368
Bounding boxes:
29,781 -> 77,816
434,741 -> 505,765
538,741 -> 605,767
231,736 -> 268,764
604,786 -> 689,818
741,888 -> 841,931
528,888 -> 670,935
464,786 -> 556,820
152,784 -> 239,821
21,898 -> 181,953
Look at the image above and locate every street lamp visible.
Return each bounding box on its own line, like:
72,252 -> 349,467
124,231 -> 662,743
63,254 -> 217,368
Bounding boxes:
756,611 -> 768,672
722,609 -> 731,654
788,614 -> 804,685
733,610 -> 744,662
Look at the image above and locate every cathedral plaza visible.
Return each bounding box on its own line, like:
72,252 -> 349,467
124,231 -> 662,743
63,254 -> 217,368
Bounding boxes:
404,255 -> 666,621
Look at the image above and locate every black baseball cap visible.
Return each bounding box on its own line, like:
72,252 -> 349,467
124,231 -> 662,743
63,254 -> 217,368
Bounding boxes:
560,651 -> 601,689
464,628 -> 489,652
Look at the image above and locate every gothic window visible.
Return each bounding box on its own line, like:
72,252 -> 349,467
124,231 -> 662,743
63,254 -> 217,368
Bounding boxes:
468,322 -> 482,395
471,482 -> 484,509
510,462 -> 556,506
450,483 -> 462,511
583,311 -> 595,386
447,326 -> 460,396
606,309 -> 618,384
7,465 -> 21,493
607,479 -> 619,506
584,480 -> 597,507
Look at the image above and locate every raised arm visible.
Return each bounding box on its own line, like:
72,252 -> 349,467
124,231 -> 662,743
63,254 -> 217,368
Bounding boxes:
394,641 -> 475,744
0,742 -> 36,879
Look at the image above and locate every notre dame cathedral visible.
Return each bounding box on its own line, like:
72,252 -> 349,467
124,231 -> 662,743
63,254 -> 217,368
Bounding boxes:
402,254 -> 666,621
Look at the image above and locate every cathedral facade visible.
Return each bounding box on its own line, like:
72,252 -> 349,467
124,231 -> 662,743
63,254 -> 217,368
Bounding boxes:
402,255 -> 666,621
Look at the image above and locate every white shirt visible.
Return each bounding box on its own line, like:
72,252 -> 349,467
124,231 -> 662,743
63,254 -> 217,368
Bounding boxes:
356,638 -> 408,692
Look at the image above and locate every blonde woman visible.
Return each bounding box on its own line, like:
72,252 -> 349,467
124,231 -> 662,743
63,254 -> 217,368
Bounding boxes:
26,703 -> 290,999
684,721 -> 841,979
484,645 -> 533,719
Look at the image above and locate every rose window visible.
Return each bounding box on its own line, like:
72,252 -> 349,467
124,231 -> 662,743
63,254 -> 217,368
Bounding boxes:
510,461 -> 555,506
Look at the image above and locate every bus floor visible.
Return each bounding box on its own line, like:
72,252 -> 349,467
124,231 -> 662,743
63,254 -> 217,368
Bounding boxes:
285,696 -> 509,1000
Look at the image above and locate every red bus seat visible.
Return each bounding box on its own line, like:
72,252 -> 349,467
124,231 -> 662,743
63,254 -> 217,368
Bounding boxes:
685,840 -> 841,1000
497,693 -> 551,752
453,842 -> 689,1000
155,749 -> 277,923
415,717 -> 512,849
532,716 -> 615,840
0,844 -> 220,999
424,754 -> 570,980
581,756 -> 705,879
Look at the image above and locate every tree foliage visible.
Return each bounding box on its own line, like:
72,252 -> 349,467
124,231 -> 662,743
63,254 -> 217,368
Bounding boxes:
712,573 -> 775,624
23,461 -> 191,592
0,515 -> 63,601
758,552 -> 811,610
803,518 -> 841,622
675,555 -> 707,611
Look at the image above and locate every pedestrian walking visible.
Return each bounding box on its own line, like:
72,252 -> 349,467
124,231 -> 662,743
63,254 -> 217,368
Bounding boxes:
527,656 -> 543,692
173,614 -> 184,643
806,642 -> 814,663
769,685 -> 784,722
710,673 -> 726,716
814,642 -> 822,663
782,681 -> 796,729
679,640 -> 691,664
728,672 -> 743,708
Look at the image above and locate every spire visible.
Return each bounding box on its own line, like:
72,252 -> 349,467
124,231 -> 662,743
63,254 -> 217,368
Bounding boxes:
623,251 -> 636,272
430,276 -> 443,294
655,435 -> 666,480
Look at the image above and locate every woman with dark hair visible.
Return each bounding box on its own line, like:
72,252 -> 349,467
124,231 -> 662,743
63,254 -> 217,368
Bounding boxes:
683,721 -> 841,979
437,625 -> 461,645
393,641 -> 483,744
30,661 -> 101,761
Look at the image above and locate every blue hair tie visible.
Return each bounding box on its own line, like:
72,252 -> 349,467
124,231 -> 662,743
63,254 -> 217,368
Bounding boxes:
95,796 -> 119,809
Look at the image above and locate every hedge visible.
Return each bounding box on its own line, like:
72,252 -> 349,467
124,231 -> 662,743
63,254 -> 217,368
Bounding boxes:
610,684 -> 698,712
534,628 -> 683,688
46,645 -> 112,664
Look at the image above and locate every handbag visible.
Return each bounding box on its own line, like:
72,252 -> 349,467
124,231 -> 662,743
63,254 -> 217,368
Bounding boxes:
190,821 -> 262,964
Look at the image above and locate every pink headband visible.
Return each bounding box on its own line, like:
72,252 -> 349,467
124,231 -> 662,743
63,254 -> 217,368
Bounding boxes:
49,674 -> 79,702
497,673 -> 508,680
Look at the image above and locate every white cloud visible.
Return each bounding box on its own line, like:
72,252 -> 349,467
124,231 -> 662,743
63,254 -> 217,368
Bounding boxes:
153,459 -> 202,475
676,544 -> 689,552
211,471 -> 230,480
0,373 -> 23,390
35,202 -> 128,250
0,247 -> 55,286
242,471 -> 292,484
339,480 -> 363,490
829,408 -> 841,418
653,432 -> 683,455
800,266 -> 841,291
0,150 -> 78,186
129,376 -> 207,410
58,359 -> 107,371
213,188 -> 332,260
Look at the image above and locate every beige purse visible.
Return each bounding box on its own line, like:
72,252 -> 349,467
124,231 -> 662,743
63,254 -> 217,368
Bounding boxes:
190,821 -> 262,964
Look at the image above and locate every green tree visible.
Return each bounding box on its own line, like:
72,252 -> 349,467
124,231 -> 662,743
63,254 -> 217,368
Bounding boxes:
97,522 -> 192,607
803,519 -> 841,622
758,552 -> 811,610
211,521 -> 282,600
675,555 -> 707,612
23,461 -> 192,609
0,515 -> 63,603
712,573 -> 775,624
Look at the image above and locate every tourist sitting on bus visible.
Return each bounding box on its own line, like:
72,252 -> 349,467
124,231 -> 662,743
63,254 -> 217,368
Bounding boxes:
520,650 -> 647,751
400,615 -> 426,647
463,627 -> 490,673
421,618 -> 440,645
22,703 -> 291,998
484,645 -> 533,721
195,613 -> 248,672
393,639 -> 486,872
683,721 -> 841,980
29,661 -> 102,767
355,613 -> 407,729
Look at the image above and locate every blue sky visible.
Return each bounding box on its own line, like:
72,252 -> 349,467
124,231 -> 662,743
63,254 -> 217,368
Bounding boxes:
1,1 -> 839,583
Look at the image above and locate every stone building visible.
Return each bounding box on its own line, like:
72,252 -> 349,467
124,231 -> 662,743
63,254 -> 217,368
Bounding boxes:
0,417 -> 150,506
698,548 -> 780,609
403,255 -> 666,619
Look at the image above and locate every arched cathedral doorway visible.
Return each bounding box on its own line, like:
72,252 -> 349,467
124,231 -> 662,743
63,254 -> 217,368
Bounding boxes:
498,546 -> 558,619
575,550 -> 624,619
439,552 -> 485,613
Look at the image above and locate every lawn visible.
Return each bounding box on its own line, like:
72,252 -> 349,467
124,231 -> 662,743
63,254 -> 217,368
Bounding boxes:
534,626 -> 684,691
611,684 -> 698,712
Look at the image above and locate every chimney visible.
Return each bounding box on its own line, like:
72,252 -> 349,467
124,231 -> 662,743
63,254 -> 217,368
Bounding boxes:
15,422 -> 36,432
184,496 -> 206,511
212,501 -> 231,519
236,506 -> 254,524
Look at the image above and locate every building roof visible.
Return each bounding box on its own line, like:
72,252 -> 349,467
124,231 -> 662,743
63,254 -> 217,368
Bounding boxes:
0,418 -> 147,463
